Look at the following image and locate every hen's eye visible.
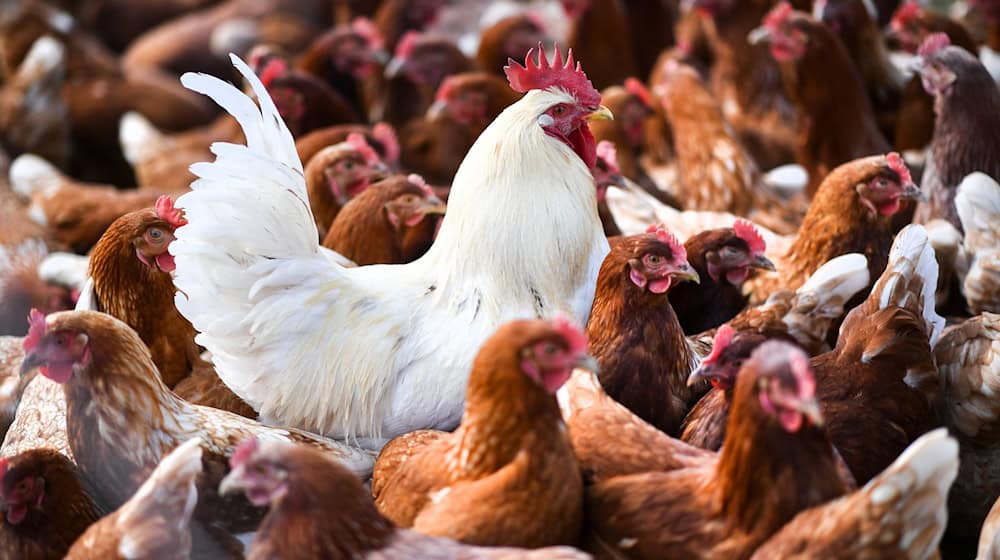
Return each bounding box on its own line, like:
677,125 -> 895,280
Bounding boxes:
400,194 -> 419,205
343,160 -> 355,170
147,228 -> 164,241
646,255 -> 663,265
542,343 -> 559,355
876,179 -> 889,189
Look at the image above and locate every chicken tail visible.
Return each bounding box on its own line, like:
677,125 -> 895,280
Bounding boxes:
119,112 -> 170,167
780,253 -> 869,352
8,154 -> 63,197
857,428 -> 958,559
956,172 -> 1000,314
867,225 -> 945,346
115,438 -> 202,558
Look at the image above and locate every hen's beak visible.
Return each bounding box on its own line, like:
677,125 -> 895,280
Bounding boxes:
796,397 -> 824,427
751,254 -> 777,271
587,105 -> 614,122
384,57 -> 405,79
371,49 -> 390,65
426,99 -> 448,119
687,365 -> 709,387
670,262 -> 700,284
748,26 -> 772,45
899,182 -> 927,202
575,354 -> 600,374
420,198 -> 448,215
218,468 -> 245,497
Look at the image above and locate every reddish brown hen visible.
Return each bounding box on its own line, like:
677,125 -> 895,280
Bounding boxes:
371,318 -> 586,547
322,174 -> 446,266
585,340 -> 846,559
0,448 -> 102,560
221,437 -> 589,559
587,226 -> 700,436
305,132 -> 391,237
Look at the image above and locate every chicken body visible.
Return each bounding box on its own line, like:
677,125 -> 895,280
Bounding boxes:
172,53 -> 609,446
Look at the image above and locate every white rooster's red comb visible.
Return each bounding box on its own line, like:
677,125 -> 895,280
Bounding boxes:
23,308 -> 46,352
156,196 -> 188,229
702,324 -> 735,366
645,224 -> 687,262
504,43 -> 601,107
624,77 -> 652,108
918,32 -> 950,58
551,314 -> 589,356
346,133 -> 380,165
886,152 -> 914,185
596,141 -> 621,175
351,18 -> 384,51
733,219 -> 766,255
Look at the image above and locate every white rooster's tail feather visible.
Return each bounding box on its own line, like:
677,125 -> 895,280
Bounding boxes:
779,253 -> 870,352
956,172 -> 1000,314
9,153 -> 62,197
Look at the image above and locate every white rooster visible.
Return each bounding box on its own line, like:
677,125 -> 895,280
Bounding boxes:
172,46 -> 612,448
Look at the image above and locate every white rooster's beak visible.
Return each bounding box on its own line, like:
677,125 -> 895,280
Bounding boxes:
587,105 -> 614,122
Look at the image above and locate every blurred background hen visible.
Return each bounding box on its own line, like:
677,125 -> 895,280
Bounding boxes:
0,0 -> 998,559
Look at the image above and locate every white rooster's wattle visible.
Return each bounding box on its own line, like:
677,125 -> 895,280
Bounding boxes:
171,47 -> 611,448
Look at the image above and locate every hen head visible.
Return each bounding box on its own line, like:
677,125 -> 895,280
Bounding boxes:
385,32 -> 465,88
619,78 -> 653,147
889,1 -> 925,53
432,74 -> 491,124
592,141 -> 624,202
500,15 -> 550,66
20,309 -> 89,384
916,33 -> 992,100
327,18 -> 386,79
312,134 -> 390,206
741,340 -> 822,433
383,174 -> 447,231
128,196 -> 185,273
813,0 -> 877,36
750,2 -> 810,63
613,225 -> 700,295
220,438 -> 291,507
695,220 -> 776,286
0,456 -> 44,526
504,43 -> 612,169
688,0 -> 738,18
247,45 -> 305,126
688,327 -> 769,391
855,153 -> 924,217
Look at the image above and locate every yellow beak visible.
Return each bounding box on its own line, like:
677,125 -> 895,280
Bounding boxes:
587,105 -> 614,122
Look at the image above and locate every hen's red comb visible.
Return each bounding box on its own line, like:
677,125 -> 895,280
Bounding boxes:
886,152 -> 914,185
645,224 -> 687,262
230,438 -> 259,469
764,1 -> 795,31
407,174 -> 434,197
891,1 -> 921,29
703,325 -> 735,366
156,196 -> 187,229
23,309 -> 46,352
551,314 -> 589,356
596,141 -> 620,174
435,75 -> 457,102
624,77 -> 652,108
346,133 -> 380,165
734,219 -> 766,255
351,17 -> 384,51
918,32 -> 951,58
394,31 -> 421,60
372,123 -> 400,163
258,57 -> 287,89
504,43 -> 601,107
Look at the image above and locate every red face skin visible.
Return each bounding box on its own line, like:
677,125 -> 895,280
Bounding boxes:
1,471 -> 44,526
25,330 -> 90,384
592,158 -> 624,202
627,252 -> 698,294
769,25 -> 809,62
384,191 -> 447,230
445,89 -> 489,125
560,0 -> 592,19
325,154 -> 386,206
690,0 -> 738,17
332,35 -> 380,79
228,454 -> 287,507
705,245 -> 774,286
619,97 -> 652,148
856,172 -> 922,217
541,102 -> 600,169
134,224 -> 178,273
519,336 -> 583,393
269,87 -> 306,128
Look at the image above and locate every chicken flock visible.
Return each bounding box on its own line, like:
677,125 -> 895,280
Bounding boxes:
0,0 -> 999,558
